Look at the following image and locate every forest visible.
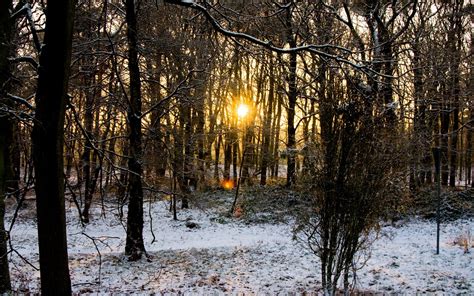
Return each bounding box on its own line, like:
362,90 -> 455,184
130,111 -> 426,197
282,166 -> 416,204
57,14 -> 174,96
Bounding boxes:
0,0 -> 473,294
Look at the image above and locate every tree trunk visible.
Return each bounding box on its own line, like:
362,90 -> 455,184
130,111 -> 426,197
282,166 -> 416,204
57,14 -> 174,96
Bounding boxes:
468,31 -> 474,187
441,95 -> 450,186
0,0 -> 13,289
31,1 -> 75,294
214,131 -> 222,181
81,75 -> 95,223
271,91 -> 282,178
468,112 -> 473,186
147,57 -> 167,178
4,123 -> 19,200
286,9 -> 297,187
224,130 -> 232,181
0,135 -> 10,292
449,8 -> 462,187
260,59 -> 274,185
124,0 -> 146,261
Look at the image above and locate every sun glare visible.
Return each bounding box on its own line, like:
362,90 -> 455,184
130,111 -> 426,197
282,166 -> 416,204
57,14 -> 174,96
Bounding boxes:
237,103 -> 249,119
221,179 -> 234,190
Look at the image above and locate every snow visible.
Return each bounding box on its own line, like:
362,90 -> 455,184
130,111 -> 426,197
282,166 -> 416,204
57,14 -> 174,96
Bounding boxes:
6,199 -> 474,294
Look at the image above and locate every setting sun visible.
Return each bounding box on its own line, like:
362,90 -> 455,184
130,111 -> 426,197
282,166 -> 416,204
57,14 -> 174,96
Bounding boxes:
221,179 -> 234,190
237,103 -> 249,119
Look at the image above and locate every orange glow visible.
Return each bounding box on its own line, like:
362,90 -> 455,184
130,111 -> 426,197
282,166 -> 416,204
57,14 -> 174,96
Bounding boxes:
221,179 -> 234,190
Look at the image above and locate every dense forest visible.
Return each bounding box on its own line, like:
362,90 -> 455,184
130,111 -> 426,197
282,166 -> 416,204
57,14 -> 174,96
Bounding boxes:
0,0 -> 473,294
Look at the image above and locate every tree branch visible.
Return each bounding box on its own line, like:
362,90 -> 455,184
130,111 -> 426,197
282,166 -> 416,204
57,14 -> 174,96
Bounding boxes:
163,0 -> 373,73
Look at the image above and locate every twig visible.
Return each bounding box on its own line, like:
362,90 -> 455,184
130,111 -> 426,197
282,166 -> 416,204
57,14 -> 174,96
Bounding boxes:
81,233 -> 103,285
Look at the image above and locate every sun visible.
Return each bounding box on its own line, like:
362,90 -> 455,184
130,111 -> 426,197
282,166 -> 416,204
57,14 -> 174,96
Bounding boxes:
221,179 -> 234,190
237,103 -> 249,119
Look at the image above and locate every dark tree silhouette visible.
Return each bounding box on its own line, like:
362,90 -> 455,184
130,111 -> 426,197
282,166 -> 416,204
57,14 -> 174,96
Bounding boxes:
31,0 -> 76,294
124,0 -> 146,261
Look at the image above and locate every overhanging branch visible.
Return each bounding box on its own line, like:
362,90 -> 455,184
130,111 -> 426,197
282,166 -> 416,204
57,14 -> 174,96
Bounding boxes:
163,0 -> 376,73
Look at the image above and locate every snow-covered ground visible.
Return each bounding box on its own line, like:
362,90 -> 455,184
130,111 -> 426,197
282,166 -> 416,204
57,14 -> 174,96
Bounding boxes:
6,198 -> 474,294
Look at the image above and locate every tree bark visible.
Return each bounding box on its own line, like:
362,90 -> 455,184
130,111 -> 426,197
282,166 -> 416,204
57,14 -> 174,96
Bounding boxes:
124,0 -> 146,260
286,9 -> 297,187
260,58 -> 274,185
31,0 -> 75,294
0,0 -> 13,290
271,89 -> 282,178
448,6 -> 462,187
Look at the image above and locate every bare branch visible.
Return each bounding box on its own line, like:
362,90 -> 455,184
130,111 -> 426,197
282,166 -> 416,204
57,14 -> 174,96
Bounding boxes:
163,0 -> 371,72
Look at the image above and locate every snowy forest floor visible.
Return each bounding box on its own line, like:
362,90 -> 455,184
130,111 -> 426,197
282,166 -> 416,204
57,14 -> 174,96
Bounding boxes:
5,187 -> 474,294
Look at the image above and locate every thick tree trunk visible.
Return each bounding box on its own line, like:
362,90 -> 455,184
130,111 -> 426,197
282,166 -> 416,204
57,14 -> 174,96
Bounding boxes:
0,128 -> 11,294
0,1 -> 14,288
31,1 -> 75,294
124,0 -> 146,260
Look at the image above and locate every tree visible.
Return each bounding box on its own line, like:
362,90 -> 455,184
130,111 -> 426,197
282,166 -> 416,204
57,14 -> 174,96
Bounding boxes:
31,0 -> 76,293
0,0 -> 14,291
284,5 -> 298,187
124,0 -> 146,261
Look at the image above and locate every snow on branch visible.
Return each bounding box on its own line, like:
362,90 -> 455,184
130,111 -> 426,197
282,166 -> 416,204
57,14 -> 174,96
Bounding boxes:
5,93 -> 35,111
163,0 -> 373,73
9,56 -> 39,70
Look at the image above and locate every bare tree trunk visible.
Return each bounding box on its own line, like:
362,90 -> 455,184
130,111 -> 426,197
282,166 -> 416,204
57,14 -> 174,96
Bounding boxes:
232,132 -> 239,181
214,131 -> 222,181
4,123 -> 19,200
271,91 -> 282,178
124,0 -> 146,261
32,1 -> 75,293
468,31 -> 474,187
195,73 -> 207,188
468,111 -> 473,186
81,76 -> 95,222
286,9 -> 297,187
147,56 -> 167,177
449,6 -> 462,187
260,58 -> 274,185
0,118 -> 11,293
441,99 -> 450,186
